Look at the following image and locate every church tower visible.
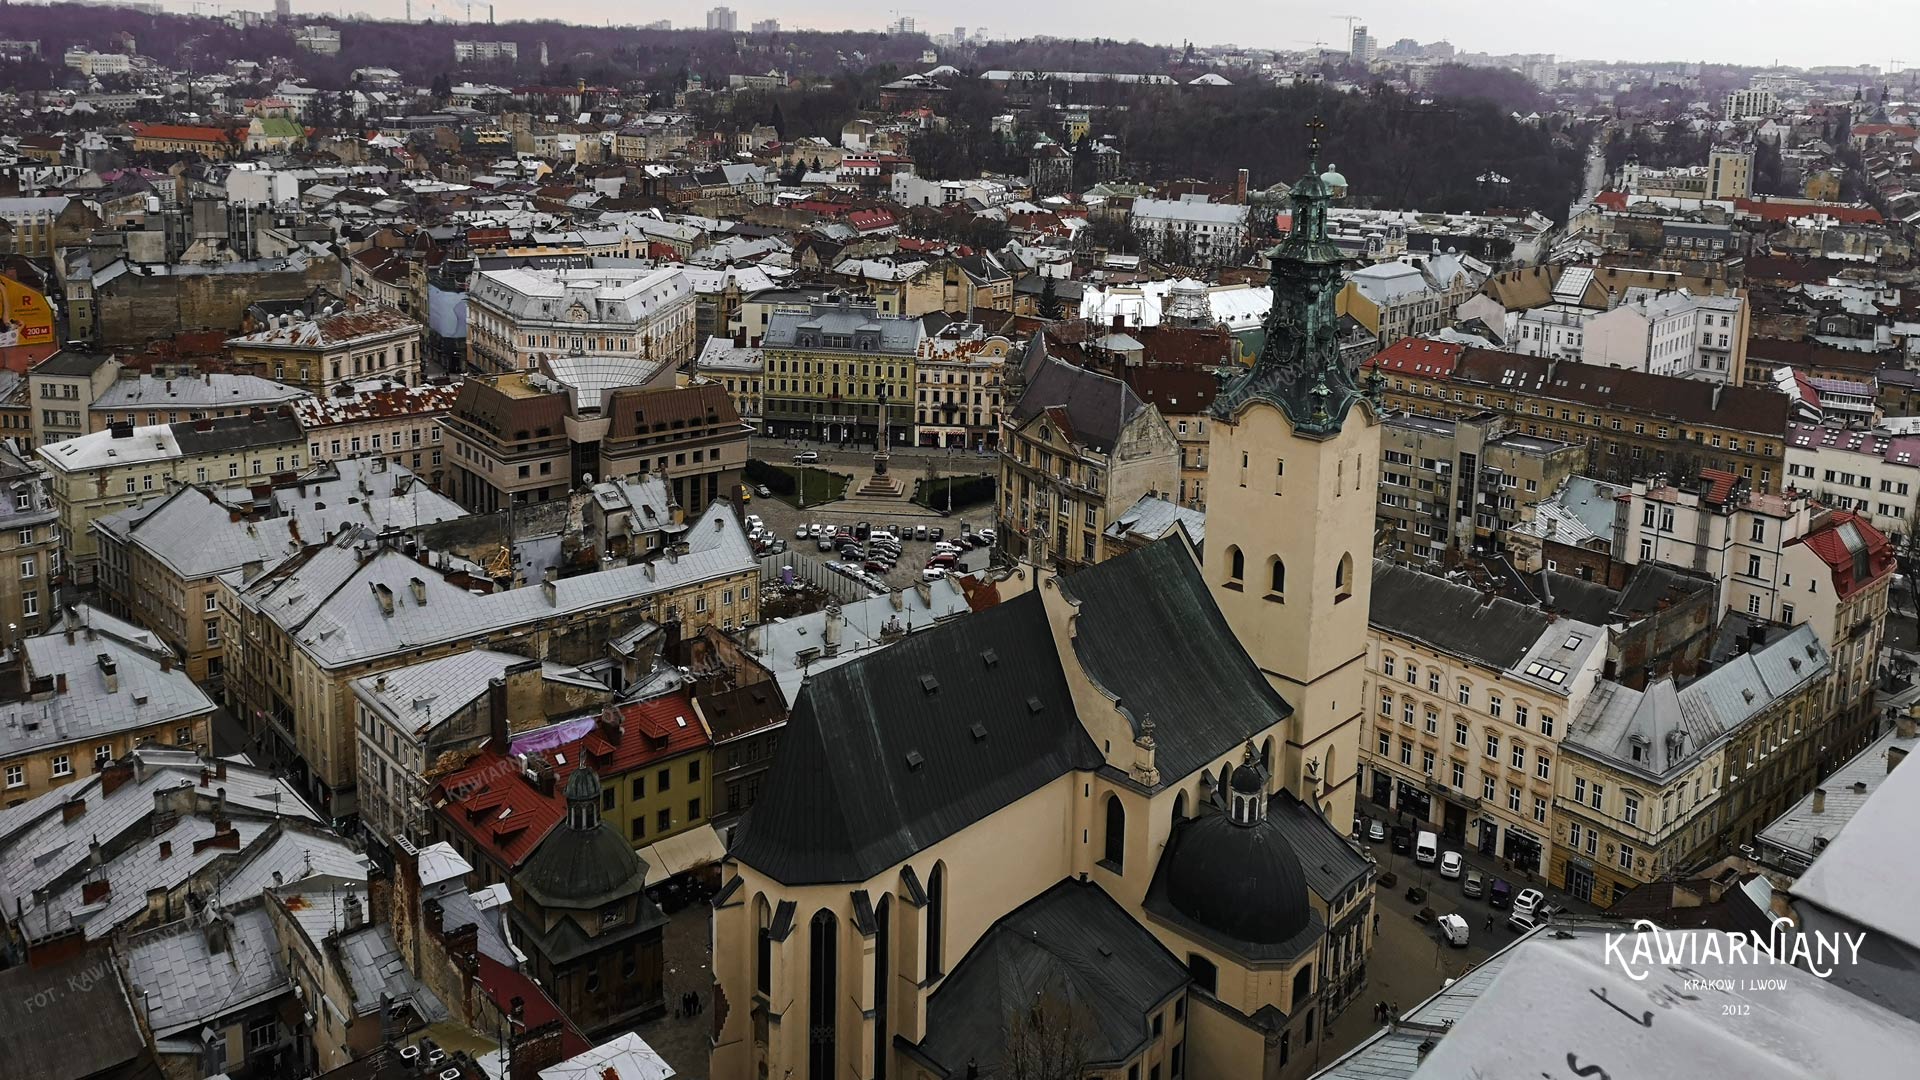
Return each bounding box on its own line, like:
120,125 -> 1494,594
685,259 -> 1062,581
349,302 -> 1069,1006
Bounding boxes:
1205,118 -> 1382,827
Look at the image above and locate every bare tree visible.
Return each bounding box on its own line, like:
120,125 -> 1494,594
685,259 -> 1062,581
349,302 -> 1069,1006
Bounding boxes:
1001,987 -> 1098,1080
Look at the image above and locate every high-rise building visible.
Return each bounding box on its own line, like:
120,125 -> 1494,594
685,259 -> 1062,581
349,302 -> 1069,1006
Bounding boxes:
1724,88 -> 1779,120
1350,24 -> 1376,63
705,6 -> 737,31
889,15 -> 917,34
750,18 -> 779,33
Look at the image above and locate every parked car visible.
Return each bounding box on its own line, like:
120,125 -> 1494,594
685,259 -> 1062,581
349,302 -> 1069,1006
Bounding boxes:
977,527 -> 996,544
1513,888 -> 1545,919
1439,851 -> 1463,879
864,560 -> 892,574
1488,879 -> 1513,909
1414,830 -> 1439,865
927,554 -> 959,569
1366,819 -> 1387,843
808,523 -> 824,538
914,524 -> 930,540
921,567 -> 946,581
1437,914 -> 1470,947
1462,869 -> 1484,898
767,540 -> 787,556
1506,911 -> 1540,934
745,514 -> 763,530
817,537 -> 836,551
1390,826 -> 1412,854
855,521 -> 871,539
795,525 -> 811,539
793,451 -> 819,464
932,541 -> 961,555
755,484 -> 772,497
930,527 -> 945,541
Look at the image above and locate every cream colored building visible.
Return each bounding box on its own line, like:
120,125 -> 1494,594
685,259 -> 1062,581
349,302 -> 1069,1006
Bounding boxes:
224,502 -> 758,820
998,349 -> 1179,569
465,265 -> 697,376
38,411 -> 306,585
1361,562 -> 1606,872
713,147 -> 1385,1080
0,445 -> 58,638
225,307 -> 424,396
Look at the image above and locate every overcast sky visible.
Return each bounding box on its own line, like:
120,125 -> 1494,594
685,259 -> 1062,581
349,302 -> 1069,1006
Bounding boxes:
295,1 -> 1910,70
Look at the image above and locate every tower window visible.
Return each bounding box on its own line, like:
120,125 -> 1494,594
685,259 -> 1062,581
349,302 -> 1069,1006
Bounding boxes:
1267,557 -> 1286,600
1226,546 -> 1244,588
1102,794 -> 1126,872
1336,553 -> 1354,601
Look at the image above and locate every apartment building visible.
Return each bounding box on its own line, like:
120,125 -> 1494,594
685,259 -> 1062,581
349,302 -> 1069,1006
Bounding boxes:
693,335 -> 763,427
998,350 -> 1179,569
596,383 -> 751,517
224,306 -> 425,395
1365,339 -> 1791,492
351,650 -> 610,851
28,350 -> 309,448
0,445 -> 57,638
1363,562 -> 1608,875
1555,623 -> 1829,907
0,606 -> 215,806
465,266 -> 696,375
293,380 -> 458,484
28,349 -> 120,447
1337,252 -> 1487,348
758,294 -> 924,444
38,410 -> 306,585
0,195 -> 98,258
1128,196 -> 1250,267
1779,511 -> 1895,772
1377,410 -> 1585,564
1784,422 -> 1920,543
440,372 -> 574,511
225,503 -> 757,819
1511,287 -> 1750,385
911,319 -> 1011,449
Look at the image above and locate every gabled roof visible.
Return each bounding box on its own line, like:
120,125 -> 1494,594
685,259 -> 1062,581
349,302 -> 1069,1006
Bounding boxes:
914,879 -> 1187,1073
1789,510 -> 1894,599
1011,356 -> 1148,454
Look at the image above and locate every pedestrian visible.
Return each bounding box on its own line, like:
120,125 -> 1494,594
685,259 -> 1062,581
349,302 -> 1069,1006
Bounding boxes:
1484,912 -> 1495,932
1390,1001 -> 1399,1019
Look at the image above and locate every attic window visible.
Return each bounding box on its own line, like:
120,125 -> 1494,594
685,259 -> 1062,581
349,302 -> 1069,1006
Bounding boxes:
980,649 -> 998,667
1026,696 -> 1045,714
920,674 -> 940,694
969,723 -> 988,742
905,750 -> 925,771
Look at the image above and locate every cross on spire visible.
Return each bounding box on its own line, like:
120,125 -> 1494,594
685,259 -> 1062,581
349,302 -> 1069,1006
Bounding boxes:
1305,115 -> 1326,162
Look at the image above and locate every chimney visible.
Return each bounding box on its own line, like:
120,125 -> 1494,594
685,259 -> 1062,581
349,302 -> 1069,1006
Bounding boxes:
1235,167 -> 1249,206
1812,786 -> 1826,814
100,761 -> 134,796
1898,710 -> 1917,740
248,407 -> 265,424
61,798 -> 86,824
408,577 -> 427,605
159,840 -> 172,858
193,416 -> 214,432
81,878 -> 111,906
371,582 -> 395,616
341,890 -> 366,932
160,654 -> 171,673
1711,384 -> 1725,411
55,672 -> 67,695
97,654 -> 117,694
489,676 -> 511,750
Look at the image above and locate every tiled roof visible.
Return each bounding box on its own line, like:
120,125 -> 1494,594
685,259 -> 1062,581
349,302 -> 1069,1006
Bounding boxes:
91,371 -> 308,413
1790,510 -> 1895,599
1446,346 -> 1790,435
122,903 -> 288,1037
432,689 -> 708,871
132,122 -> 244,142
227,306 -> 419,351
1367,336 -> 1466,378
289,380 -> 460,427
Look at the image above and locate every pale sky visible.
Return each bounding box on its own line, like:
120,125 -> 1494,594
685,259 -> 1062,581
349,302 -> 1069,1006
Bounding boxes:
277,1 -> 1910,70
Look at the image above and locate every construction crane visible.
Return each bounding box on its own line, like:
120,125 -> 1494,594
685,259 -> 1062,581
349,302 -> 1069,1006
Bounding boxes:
1331,14 -> 1364,49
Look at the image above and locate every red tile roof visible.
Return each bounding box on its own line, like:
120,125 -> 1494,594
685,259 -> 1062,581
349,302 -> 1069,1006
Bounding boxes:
131,122 -> 244,143
1365,337 -> 1467,379
1790,510 -> 1895,600
474,954 -> 592,1058
1733,197 -> 1882,224
846,208 -> 897,232
1697,468 -> 1739,506
432,690 -> 710,872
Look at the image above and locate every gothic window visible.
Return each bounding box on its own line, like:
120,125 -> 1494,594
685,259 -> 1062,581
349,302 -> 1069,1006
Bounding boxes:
926,862 -> 945,978
1172,790 -> 1188,824
1227,546 -> 1244,584
754,894 -> 772,995
1336,553 -> 1354,601
872,895 -> 891,1078
807,910 -> 838,1080
1103,794 -> 1126,871
1268,557 -> 1286,597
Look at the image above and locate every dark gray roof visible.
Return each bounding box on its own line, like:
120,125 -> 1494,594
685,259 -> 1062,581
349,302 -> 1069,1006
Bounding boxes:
31,349 -> 115,376
1369,561 -> 1554,670
170,411 -> 305,455
1012,355 -> 1148,453
0,948 -> 156,1080
731,538 -> 1291,885
1059,538 -> 1293,783
1267,788 -> 1373,902
730,590 -> 1102,886
914,879 -> 1187,1074
1144,813 -> 1325,964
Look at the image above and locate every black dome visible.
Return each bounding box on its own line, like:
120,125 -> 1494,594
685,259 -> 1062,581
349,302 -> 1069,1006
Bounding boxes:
517,767 -> 646,910
1161,811 -> 1313,946
1229,758 -> 1265,794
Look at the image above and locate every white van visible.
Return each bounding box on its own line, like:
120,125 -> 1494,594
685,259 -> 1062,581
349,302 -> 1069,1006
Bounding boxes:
1414,830 -> 1439,865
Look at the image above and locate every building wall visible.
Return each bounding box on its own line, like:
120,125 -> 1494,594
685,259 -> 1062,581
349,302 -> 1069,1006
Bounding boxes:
997,408 -> 1179,569
87,258 -> 341,347
2,710 -> 211,806
227,325 -> 423,395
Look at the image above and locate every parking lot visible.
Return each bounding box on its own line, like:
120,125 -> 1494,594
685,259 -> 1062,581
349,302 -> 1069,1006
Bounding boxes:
742,491 -> 996,592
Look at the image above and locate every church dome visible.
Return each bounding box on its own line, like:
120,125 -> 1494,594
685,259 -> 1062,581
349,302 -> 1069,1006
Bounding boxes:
1160,810 -> 1314,946
517,767 -> 647,911
1229,756 -> 1266,794
1320,163 -> 1349,196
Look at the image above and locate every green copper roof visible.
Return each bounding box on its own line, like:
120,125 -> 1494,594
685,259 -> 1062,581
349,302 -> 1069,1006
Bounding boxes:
1212,118 -> 1382,438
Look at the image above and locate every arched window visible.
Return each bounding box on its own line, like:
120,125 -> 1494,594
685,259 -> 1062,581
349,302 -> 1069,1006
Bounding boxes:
754,893 -> 772,996
1227,545 -> 1245,583
808,910 -> 838,1080
1336,552 -> 1354,600
1262,737 -> 1275,773
1269,557 -> 1286,596
873,895 -> 891,1079
1172,790 -> 1188,824
1102,794 -> 1126,872
926,862 -> 946,979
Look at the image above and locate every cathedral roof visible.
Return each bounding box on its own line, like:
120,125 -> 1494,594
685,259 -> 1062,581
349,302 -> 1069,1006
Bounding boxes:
731,539 -> 1295,886
1146,806 -> 1320,960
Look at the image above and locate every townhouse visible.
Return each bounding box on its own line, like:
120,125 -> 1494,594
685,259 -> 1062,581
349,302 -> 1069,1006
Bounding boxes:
224,306 -> 425,395
758,294 -> 924,445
